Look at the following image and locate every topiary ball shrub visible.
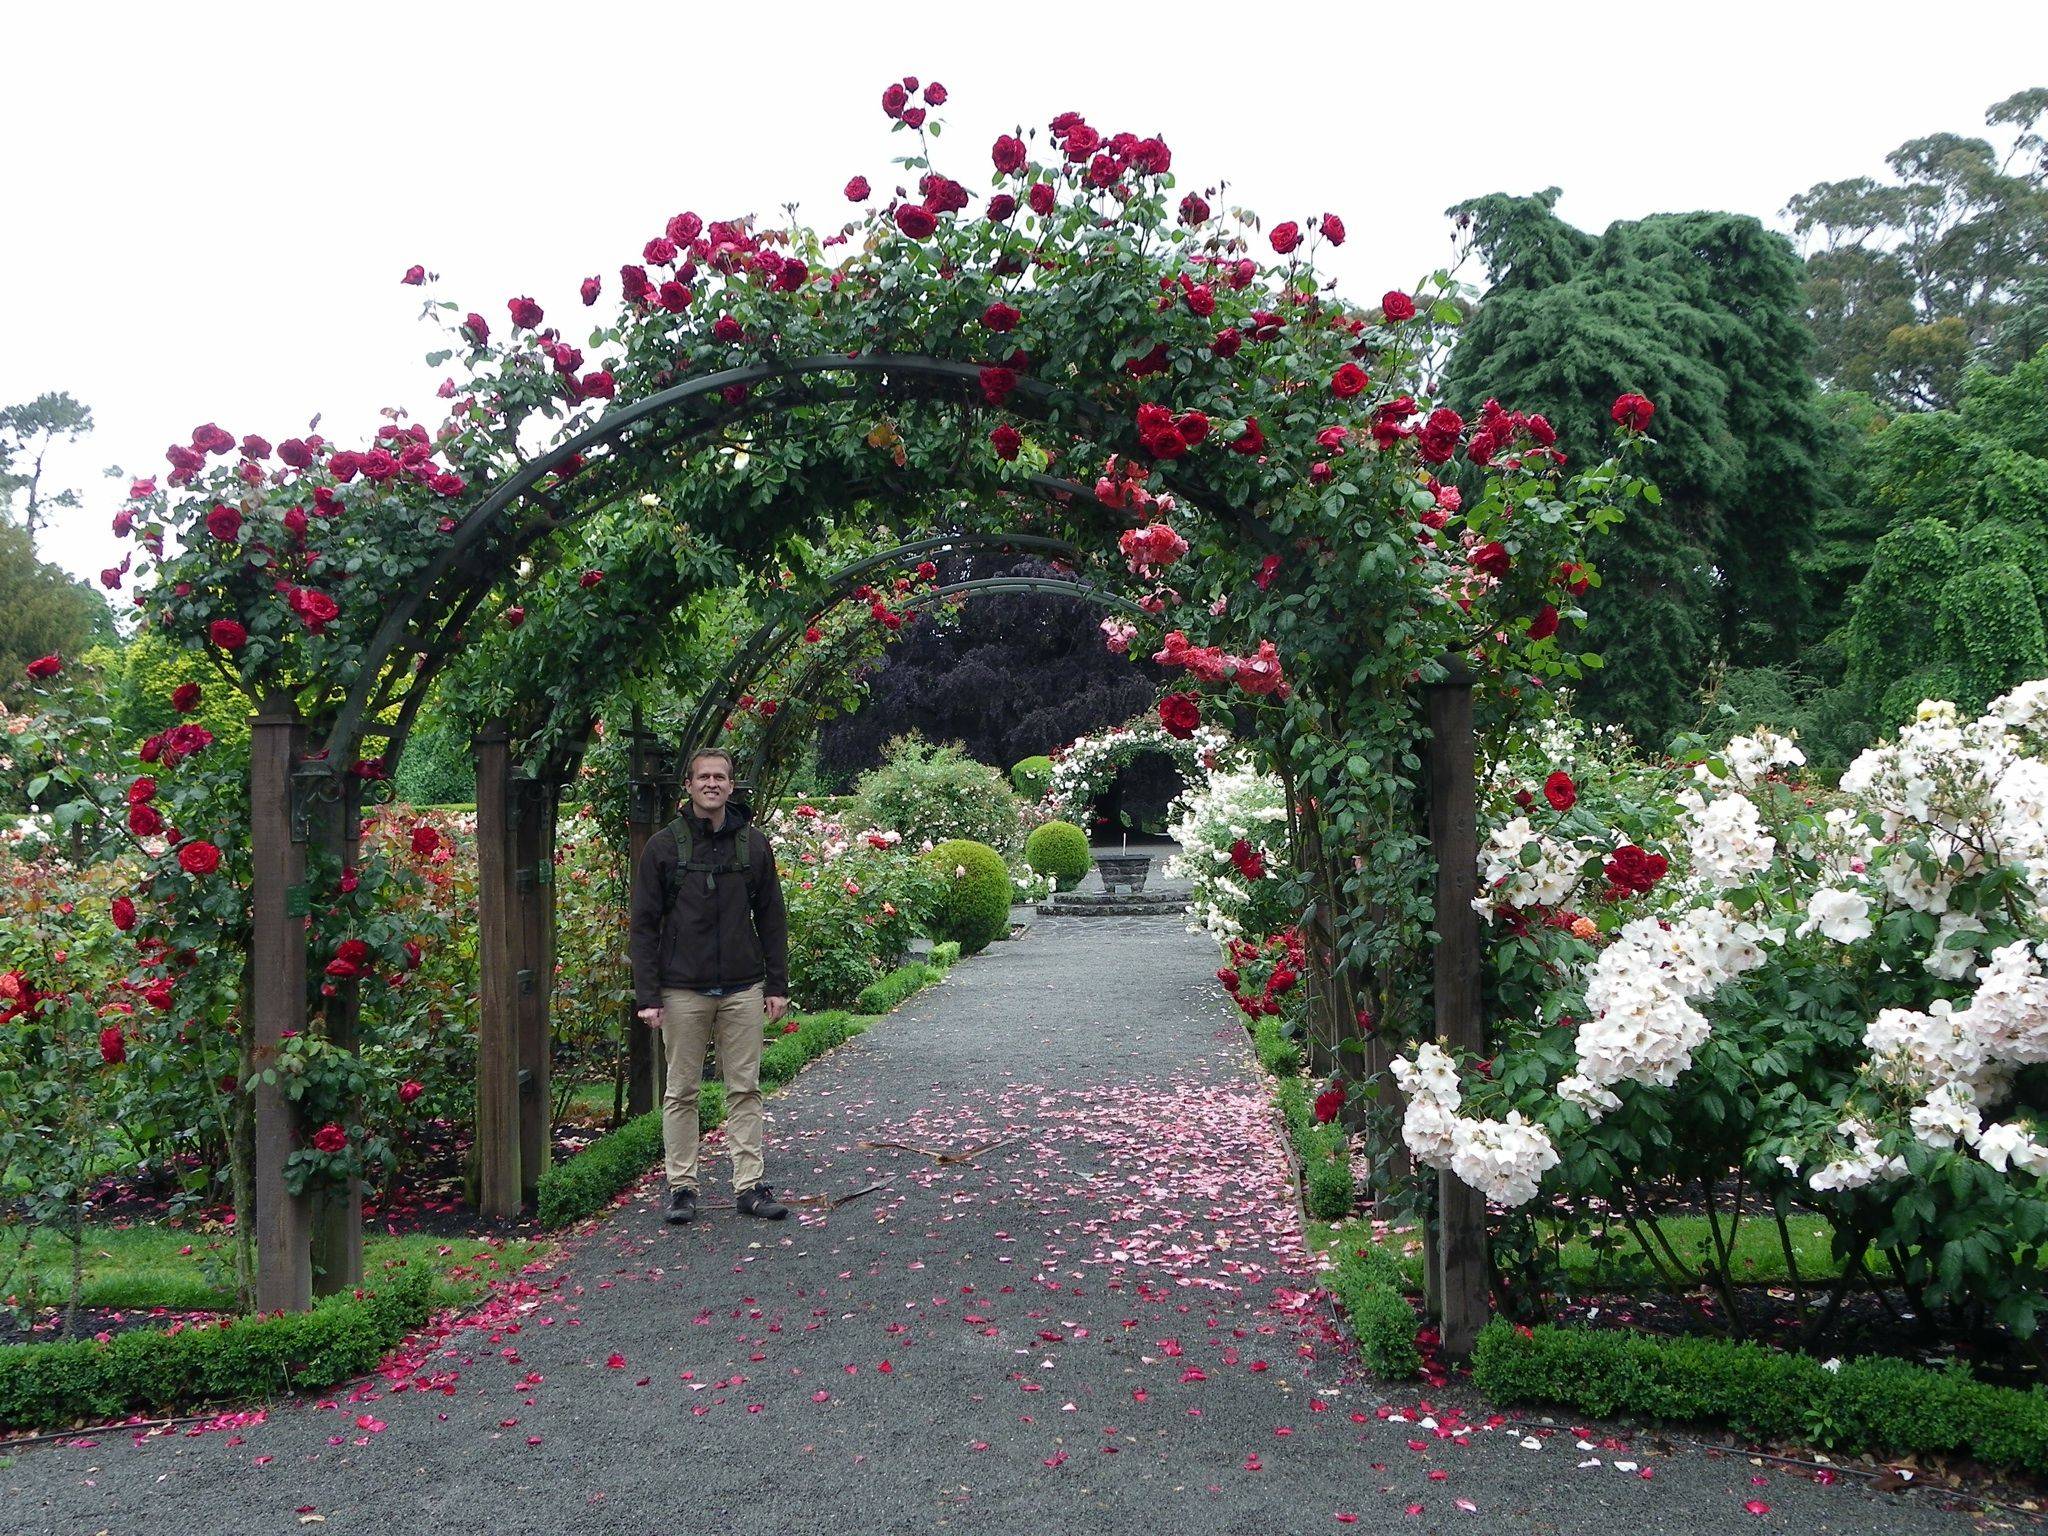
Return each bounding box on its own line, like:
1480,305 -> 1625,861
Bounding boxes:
923,838 -> 1013,954
1010,755 -> 1054,801
1024,820 -> 1091,891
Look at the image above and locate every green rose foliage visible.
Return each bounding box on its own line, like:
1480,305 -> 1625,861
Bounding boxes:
923,839 -> 1012,955
769,807 -> 934,1010
1023,819 -> 1090,890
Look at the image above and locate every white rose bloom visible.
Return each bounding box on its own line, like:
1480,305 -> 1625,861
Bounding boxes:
1909,1082 -> 1981,1148
1558,1074 -> 1621,1116
1926,912 -> 1988,980
1796,887 -> 1873,945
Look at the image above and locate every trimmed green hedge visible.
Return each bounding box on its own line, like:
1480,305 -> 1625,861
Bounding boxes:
0,1266 -> 436,1432
761,1010 -> 867,1085
924,838 -> 1012,954
536,1084 -> 724,1228
1024,820 -> 1091,890
855,961 -> 943,1015
1324,1239 -> 1424,1379
1252,1017 -> 1302,1077
1273,1077 -> 1355,1219
929,940 -> 961,969
1471,1320 -> 2048,1475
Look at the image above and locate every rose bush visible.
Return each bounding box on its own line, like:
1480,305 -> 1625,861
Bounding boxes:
1394,685 -> 2048,1344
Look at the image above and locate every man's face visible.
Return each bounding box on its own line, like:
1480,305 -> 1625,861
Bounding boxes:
687,758 -> 732,819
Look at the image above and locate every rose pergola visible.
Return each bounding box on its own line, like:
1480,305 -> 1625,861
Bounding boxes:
94,79 -> 1651,1331
1042,713 -> 1242,828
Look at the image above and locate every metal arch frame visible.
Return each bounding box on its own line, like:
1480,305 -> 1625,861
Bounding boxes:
715,573 -> 1153,802
677,532 -> 1094,756
310,353 -> 1269,778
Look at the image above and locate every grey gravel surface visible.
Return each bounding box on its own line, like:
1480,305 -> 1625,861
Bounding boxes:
3,916 -> 1990,1535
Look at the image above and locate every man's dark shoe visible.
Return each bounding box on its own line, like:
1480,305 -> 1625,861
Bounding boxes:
665,1187 -> 698,1225
736,1184 -> 788,1221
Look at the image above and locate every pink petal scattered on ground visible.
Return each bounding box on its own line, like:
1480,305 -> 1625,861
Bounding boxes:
1044,1450 -> 1068,1468
605,1353 -> 627,1369
1744,1501 -> 1771,1516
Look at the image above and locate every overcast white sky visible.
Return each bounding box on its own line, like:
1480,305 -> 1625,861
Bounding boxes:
4,1 -> 2043,590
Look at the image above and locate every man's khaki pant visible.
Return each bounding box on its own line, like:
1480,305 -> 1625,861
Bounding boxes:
659,983 -> 766,1193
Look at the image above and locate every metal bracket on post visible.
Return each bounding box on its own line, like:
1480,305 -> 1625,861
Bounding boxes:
289,764 -> 346,845
517,967 -> 535,996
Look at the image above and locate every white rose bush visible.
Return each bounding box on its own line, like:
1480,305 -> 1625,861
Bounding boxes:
1397,685 -> 2048,1341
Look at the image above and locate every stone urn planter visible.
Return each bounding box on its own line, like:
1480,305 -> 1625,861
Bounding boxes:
1093,852 -> 1152,894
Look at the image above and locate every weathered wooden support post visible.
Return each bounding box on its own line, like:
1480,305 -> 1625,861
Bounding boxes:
624,710 -> 676,1118
474,722 -> 522,1219
311,774 -> 365,1294
249,695 -> 312,1312
1424,654 -> 1488,1358
514,773 -> 557,1207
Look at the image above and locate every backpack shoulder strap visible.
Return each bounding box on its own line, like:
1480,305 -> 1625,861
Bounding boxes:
660,817 -> 694,915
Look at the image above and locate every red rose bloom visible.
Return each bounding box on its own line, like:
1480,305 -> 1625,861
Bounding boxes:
311,1122 -> 349,1154
1230,418 -> 1266,455
1320,213 -> 1347,246
657,281 -> 692,312
398,1079 -> 425,1105
1528,604 -> 1560,642
128,776 -> 156,805
1182,281 -> 1215,318
178,841 -> 222,875
894,204 -> 937,239
1158,692 -> 1202,739
1603,844 -> 1668,896
324,958 -> 360,980
1557,562 -> 1592,596
1330,363 -> 1369,398
171,682 -> 203,713
923,81 -> 947,105
1382,291 -> 1417,322
461,312 -> 490,346
581,370 -> 615,400
845,175 -> 871,201
401,264 -> 426,286
278,438 -> 313,469
111,895 -> 137,931
580,275 -> 602,306
804,625 -> 823,644
1177,411 -> 1211,447
881,83 -> 908,118
981,302 -> 1021,333
210,504 -> 247,542
1471,541 -> 1511,578
1228,839 -> 1266,880
1543,771 -> 1577,812
1611,392 -> 1656,431
1269,221 -> 1302,255
978,365 -> 1017,405
643,235 -> 678,267
1313,1085 -> 1345,1123
129,802 -> 164,836
986,193 -> 1018,222
990,424 -> 1022,461
1027,183 -> 1056,216
508,296 -> 544,329
504,605 -> 526,628
1178,193 -> 1210,226
26,653 -> 61,680
992,134 -> 1027,174
580,569 -> 604,589
410,824 -> 442,857
1211,327 -> 1243,359
100,1026 -> 126,1065
713,314 -> 743,343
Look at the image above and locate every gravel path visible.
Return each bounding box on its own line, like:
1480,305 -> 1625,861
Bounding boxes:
4,917 -> 1986,1535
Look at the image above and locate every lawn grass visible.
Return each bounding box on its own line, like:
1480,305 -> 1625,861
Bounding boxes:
9,1227 -> 551,1315
1305,1211 -> 1857,1292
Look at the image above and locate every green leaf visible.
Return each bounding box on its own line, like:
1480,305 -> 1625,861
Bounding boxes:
1580,652 -> 1604,669
1430,300 -> 1462,326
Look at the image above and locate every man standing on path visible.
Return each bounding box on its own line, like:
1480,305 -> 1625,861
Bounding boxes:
631,747 -> 791,1224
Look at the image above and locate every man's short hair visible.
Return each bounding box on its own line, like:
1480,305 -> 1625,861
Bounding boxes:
687,746 -> 735,780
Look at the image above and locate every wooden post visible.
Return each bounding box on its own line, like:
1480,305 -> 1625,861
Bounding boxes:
474,722 -> 522,1219
624,711 -> 673,1118
515,775 -> 556,1207
249,696 -> 312,1312
1425,654 -> 1488,1358
311,775 -> 365,1294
